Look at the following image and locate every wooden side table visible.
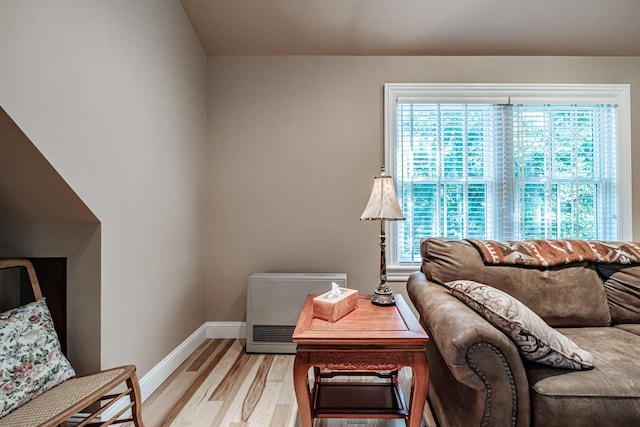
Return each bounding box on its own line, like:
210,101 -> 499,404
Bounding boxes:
292,294 -> 429,427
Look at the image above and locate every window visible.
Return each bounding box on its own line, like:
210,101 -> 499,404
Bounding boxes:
384,84 -> 631,274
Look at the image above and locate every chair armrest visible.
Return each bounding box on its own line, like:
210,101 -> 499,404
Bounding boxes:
408,271 -> 531,427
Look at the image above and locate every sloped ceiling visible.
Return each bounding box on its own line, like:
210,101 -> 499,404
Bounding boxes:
0,106 -> 97,223
181,0 -> 640,56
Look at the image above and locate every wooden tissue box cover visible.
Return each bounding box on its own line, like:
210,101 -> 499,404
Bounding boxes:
312,288 -> 358,322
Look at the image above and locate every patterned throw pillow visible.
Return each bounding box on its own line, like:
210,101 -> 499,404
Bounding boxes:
444,280 -> 594,370
0,298 -> 76,418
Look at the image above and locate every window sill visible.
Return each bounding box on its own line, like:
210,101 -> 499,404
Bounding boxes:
386,265 -> 421,283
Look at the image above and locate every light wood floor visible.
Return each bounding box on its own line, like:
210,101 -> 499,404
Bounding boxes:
133,339 -> 438,427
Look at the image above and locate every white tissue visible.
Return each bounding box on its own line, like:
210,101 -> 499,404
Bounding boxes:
325,282 -> 342,300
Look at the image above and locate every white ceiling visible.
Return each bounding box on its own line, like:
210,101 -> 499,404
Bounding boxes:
181,0 -> 640,56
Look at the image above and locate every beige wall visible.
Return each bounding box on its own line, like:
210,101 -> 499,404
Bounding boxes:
0,107 -> 102,373
207,55 -> 640,321
0,1 -> 208,375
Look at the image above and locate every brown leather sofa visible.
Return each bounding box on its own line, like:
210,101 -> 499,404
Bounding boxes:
407,238 -> 640,427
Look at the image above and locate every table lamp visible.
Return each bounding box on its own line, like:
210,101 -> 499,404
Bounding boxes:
360,167 -> 405,306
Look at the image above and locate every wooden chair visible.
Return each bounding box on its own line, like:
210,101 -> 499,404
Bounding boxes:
0,259 -> 145,427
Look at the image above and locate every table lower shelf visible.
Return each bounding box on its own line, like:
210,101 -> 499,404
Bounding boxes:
312,372 -> 408,419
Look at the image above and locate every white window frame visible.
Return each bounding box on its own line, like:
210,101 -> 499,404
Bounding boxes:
384,83 -> 632,281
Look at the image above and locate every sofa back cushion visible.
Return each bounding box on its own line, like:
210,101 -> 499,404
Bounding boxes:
595,264 -> 640,324
421,238 -> 611,327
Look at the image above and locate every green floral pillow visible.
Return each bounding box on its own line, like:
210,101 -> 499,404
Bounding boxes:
0,298 -> 75,418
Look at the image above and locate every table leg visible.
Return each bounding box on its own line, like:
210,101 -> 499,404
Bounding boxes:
293,354 -> 313,427
408,352 -> 430,427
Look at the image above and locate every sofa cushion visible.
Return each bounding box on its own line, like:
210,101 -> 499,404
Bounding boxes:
595,263 -> 640,324
526,327 -> 640,427
0,299 -> 76,418
421,238 -> 611,327
615,323 -> 640,336
444,280 -> 594,370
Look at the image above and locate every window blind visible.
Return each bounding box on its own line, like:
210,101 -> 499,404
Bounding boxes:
394,102 -> 618,264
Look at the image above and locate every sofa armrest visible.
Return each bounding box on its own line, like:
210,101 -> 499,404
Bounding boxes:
408,271 -> 531,427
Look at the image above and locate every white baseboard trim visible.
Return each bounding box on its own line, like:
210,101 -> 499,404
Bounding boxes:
205,321 -> 246,340
102,321 -> 246,420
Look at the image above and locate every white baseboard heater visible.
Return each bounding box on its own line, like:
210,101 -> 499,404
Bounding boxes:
246,272 -> 347,353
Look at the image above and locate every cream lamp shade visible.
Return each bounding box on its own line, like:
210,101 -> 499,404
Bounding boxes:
360,173 -> 405,221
